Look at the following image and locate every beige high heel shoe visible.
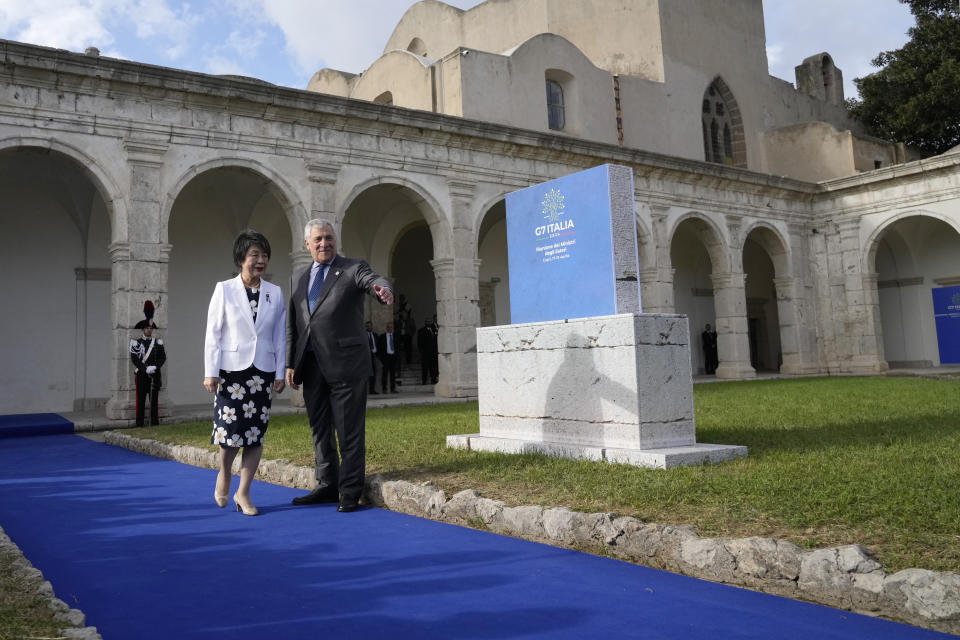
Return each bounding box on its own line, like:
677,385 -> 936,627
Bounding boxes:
234,493 -> 259,516
215,472 -> 229,508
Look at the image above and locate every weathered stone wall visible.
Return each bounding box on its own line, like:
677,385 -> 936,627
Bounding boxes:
1,40 -> 959,415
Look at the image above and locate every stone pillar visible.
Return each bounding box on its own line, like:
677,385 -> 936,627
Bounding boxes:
639,206 -> 676,313
106,140 -> 171,420
838,220 -> 887,373
428,179 -> 481,398
431,256 -> 481,398
859,271 -> 889,372
638,267 -> 675,314
773,276 -> 800,374
105,242 -> 174,420
711,271 -> 756,379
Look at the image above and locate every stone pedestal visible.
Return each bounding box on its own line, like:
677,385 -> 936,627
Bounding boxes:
448,313 -> 747,469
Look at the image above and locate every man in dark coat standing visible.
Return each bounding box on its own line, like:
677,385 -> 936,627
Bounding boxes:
286,219 -> 393,512
376,321 -> 399,394
702,323 -> 719,375
417,317 -> 439,385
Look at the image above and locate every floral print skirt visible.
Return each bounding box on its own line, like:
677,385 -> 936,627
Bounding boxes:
211,366 -> 274,448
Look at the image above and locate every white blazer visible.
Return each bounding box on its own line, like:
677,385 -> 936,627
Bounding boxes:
204,275 -> 286,379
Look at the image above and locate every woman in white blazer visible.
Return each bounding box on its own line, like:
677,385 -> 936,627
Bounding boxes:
203,230 -> 286,516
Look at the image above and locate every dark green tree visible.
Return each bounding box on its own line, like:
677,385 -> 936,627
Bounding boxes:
847,0 -> 960,155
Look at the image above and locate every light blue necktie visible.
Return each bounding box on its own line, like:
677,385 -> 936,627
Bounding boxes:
307,263 -> 328,313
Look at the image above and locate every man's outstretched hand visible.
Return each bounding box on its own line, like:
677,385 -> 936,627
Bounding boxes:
374,284 -> 394,305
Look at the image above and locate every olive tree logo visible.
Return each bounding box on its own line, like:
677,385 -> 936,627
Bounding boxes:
541,188 -> 565,222
953,292 -> 960,307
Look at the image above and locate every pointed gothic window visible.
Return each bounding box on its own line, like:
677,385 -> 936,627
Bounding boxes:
701,78 -> 745,167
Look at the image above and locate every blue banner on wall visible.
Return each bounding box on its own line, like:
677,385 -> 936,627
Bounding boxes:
506,165 -> 617,324
932,286 -> 960,364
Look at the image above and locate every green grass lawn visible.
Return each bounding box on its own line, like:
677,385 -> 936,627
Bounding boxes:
122,376 -> 960,574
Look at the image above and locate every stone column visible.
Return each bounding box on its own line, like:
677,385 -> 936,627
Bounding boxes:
430,256 -> 482,398
427,179 -> 481,398
638,205 -> 675,313
106,141 -> 171,420
637,267 -> 675,314
837,220 -> 887,373
859,271 -> 889,372
105,243 -> 174,420
711,271 -> 756,379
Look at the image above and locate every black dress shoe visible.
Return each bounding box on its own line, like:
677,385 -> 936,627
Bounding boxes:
370,389 -> 379,395
337,500 -> 359,513
292,487 -> 339,505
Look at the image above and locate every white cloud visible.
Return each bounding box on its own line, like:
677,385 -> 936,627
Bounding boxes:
204,54 -> 246,77
257,0 -> 484,76
0,0 -> 120,51
766,44 -> 783,69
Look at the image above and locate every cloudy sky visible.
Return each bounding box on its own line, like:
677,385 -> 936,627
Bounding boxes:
0,0 -> 915,100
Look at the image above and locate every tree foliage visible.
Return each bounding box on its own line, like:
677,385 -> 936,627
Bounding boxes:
847,0 -> 960,155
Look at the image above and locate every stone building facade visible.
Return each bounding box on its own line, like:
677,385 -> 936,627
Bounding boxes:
0,0 -> 958,418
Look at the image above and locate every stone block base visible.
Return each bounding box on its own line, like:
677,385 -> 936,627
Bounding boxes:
460,313 -> 748,468
447,434 -> 747,469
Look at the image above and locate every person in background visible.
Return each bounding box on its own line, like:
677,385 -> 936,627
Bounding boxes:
702,323 -> 719,375
377,320 -> 399,394
203,230 -> 286,516
130,300 -> 166,427
365,320 -> 379,395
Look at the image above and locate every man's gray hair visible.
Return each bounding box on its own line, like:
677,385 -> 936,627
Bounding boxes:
304,218 -> 336,241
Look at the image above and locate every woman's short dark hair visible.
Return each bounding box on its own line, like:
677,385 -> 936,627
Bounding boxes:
233,229 -> 271,267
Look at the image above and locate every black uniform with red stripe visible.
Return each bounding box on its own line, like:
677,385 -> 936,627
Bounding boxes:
130,336 -> 166,426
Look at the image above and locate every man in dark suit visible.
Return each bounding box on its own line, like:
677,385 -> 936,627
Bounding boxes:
286,219 -> 393,512
702,323 -> 719,375
377,321 -> 399,393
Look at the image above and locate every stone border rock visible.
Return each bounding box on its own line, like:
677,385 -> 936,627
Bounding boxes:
102,431 -> 960,635
0,525 -> 101,639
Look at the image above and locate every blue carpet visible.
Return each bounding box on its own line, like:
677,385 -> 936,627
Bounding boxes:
0,435 -> 950,640
0,413 -> 73,438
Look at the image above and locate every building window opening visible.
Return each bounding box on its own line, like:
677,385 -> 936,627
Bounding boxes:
546,79 -> 565,130
701,79 -> 742,166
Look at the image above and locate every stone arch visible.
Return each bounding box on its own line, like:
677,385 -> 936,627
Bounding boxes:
864,210 -> 960,367
161,156 -> 306,244
338,175 -> 451,364
475,193 -> 510,326
668,211 -> 730,273
0,136 -> 119,412
163,158 -> 304,405
0,136 -> 125,240
742,222 -> 791,372
740,220 -> 791,277
635,213 -> 655,271
337,175 -> 452,259
863,210 -> 960,275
